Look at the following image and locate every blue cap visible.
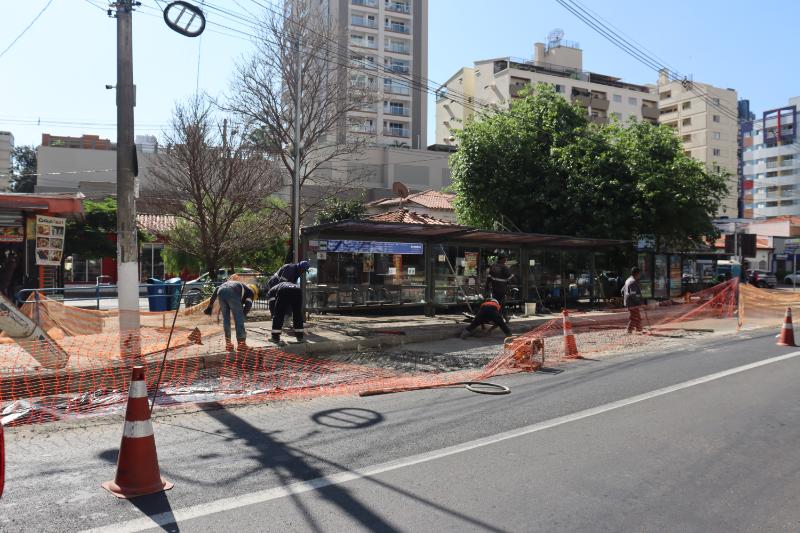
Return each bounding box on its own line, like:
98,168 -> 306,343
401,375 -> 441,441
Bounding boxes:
299,260 -> 311,271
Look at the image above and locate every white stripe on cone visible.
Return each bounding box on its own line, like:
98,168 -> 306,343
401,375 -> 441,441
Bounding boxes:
122,420 -> 154,439
129,381 -> 148,399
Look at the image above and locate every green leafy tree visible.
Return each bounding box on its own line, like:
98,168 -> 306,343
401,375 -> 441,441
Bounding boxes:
64,198 -> 151,259
450,84 -> 727,249
314,196 -> 366,225
9,146 -> 37,193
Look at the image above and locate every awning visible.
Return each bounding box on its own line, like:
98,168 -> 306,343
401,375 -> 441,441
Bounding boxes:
303,220 -> 629,250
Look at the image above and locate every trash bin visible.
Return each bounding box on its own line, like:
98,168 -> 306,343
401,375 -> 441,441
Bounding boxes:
165,277 -> 183,311
146,278 -> 167,312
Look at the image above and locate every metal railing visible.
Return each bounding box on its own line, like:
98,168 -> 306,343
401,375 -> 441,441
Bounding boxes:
385,2 -> 410,14
15,283 -> 183,311
385,23 -> 410,34
383,126 -> 410,137
352,0 -> 377,7
351,17 -> 377,29
384,106 -> 410,116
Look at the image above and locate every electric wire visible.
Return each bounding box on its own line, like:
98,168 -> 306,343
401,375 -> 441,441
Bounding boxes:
0,0 -> 56,60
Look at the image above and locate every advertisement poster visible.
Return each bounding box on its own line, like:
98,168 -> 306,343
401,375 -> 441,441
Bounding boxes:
464,252 -> 478,277
35,215 -> 66,266
0,226 -> 24,243
363,254 -> 374,273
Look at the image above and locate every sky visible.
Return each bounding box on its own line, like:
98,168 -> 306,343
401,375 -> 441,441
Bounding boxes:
1,0 -> 799,150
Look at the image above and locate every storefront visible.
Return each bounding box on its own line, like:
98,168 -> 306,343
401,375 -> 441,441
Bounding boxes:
0,192 -> 84,296
301,216 -> 631,314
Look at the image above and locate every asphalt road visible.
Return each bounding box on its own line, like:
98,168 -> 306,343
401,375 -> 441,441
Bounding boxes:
2,330 -> 799,532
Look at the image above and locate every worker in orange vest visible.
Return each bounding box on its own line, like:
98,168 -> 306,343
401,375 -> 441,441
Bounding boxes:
460,298 -> 511,339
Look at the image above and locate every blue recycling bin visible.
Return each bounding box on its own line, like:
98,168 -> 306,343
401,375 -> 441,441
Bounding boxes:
146,278 -> 168,312
165,277 -> 183,311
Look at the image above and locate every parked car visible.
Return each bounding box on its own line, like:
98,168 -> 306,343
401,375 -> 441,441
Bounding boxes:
784,271 -> 800,285
183,268 -> 258,307
746,269 -> 777,289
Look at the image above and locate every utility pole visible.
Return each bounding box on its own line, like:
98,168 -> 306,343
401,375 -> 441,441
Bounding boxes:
292,28 -> 302,263
115,0 -> 141,358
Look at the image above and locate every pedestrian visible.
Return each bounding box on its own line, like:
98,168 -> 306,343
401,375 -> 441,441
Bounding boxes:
204,280 -> 258,350
622,267 -> 643,333
485,253 -> 514,310
0,251 -> 18,299
267,260 -> 311,290
459,298 -> 512,339
267,281 -> 304,344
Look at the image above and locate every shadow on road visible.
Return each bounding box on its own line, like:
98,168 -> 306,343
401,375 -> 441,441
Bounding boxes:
310,407 -> 384,430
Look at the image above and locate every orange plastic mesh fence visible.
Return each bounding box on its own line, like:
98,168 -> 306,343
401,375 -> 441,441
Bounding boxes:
737,282 -> 800,329
0,279 -> 746,426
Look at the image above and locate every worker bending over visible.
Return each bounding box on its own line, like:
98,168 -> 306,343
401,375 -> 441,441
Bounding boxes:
268,281 -> 304,344
268,260 -> 310,289
204,280 -> 257,350
485,253 -> 514,308
460,298 -> 512,339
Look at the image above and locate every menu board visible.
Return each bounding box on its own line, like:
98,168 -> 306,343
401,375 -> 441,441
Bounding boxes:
35,215 -> 66,266
464,251 -> 479,277
323,240 -> 423,255
0,226 -> 24,243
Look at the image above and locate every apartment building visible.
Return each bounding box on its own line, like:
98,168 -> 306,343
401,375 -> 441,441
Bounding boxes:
435,38 -> 659,148
741,97 -> 800,219
655,71 -> 739,216
0,131 -> 14,191
314,0 -> 427,149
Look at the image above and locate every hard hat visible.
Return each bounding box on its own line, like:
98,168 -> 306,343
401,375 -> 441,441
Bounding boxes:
247,284 -> 259,301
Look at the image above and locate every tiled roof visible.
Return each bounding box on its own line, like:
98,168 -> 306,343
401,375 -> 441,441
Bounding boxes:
365,209 -> 453,225
367,189 -> 455,210
713,236 -> 772,250
137,214 -> 177,235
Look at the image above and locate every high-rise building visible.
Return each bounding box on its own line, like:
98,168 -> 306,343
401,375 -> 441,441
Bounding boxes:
316,0 -> 427,149
655,71 -> 739,216
741,97 -> 800,219
0,131 -> 14,191
435,36 -> 659,149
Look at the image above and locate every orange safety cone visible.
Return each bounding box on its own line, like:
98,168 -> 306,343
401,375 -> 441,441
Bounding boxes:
777,307 -> 797,347
562,310 -> 580,359
102,366 -> 173,499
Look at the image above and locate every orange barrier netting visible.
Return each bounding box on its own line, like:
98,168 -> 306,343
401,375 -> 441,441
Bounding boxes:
0,278 -> 782,426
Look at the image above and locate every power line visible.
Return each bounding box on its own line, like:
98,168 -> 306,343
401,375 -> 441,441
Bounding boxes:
0,0 -> 56,60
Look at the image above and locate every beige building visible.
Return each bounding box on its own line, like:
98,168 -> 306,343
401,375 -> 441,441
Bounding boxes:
0,131 -> 13,191
435,39 -> 659,147
316,0 -> 427,149
656,71 -> 739,216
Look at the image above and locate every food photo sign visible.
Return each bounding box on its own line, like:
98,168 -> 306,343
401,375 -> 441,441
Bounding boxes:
35,215 -> 66,266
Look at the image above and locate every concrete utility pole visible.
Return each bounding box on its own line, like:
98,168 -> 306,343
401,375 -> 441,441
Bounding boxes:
115,0 -> 141,357
292,28 -> 302,263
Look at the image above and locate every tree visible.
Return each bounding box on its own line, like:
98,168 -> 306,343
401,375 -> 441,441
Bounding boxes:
450,84 -> 727,249
64,198 -> 150,259
314,196 -> 366,225
226,2 -> 374,222
147,97 -> 284,280
9,146 -> 37,193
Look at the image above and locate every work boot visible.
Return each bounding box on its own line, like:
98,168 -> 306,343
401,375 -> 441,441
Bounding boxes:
237,340 -> 248,352
295,332 -> 305,342
225,339 -> 235,352
270,333 -> 283,345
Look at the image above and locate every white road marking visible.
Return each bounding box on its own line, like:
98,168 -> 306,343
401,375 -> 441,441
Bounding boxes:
82,350 -> 800,533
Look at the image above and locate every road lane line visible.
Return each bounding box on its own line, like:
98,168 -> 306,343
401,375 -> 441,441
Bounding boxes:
82,349 -> 800,533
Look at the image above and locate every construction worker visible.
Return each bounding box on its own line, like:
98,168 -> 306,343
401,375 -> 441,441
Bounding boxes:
267,281 -> 304,344
204,280 -> 258,350
485,253 -> 514,309
268,260 -> 311,290
622,267 -> 643,333
459,298 -> 512,339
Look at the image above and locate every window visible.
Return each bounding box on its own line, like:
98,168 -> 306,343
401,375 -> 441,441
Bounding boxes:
628,97 -> 637,106
682,134 -> 692,142
682,118 -> 691,126
611,112 -> 622,121
682,101 -> 691,110
713,132 -> 721,140
713,98 -> 720,105
554,84 -> 565,93
715,165 -> 721,173
713,114 -> 720,123
713,148 -> 721,156
613,94 -> 622,103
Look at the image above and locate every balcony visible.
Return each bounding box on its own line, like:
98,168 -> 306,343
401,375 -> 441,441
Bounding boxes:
350,80 -> 378,91
352,0 -> 377,7
384,82 -> 411,95
351,124 -> 377,134
351,16 -> 378,29
385,42 -> 410,54
641,105 -> 659,120
385,1 -> 411,14
591,95 -> 609,111
351,38 -> 377,50
385,22 -> 411,34
386,63 -> 409,74
384,105 -> 410,116
383,126 -> 410,137
590,114 -> 608,125
571,93 -> 591,107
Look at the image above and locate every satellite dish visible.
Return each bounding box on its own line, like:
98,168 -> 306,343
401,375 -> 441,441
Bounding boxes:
392,181 -> 409,198
547,28 -> 564,43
